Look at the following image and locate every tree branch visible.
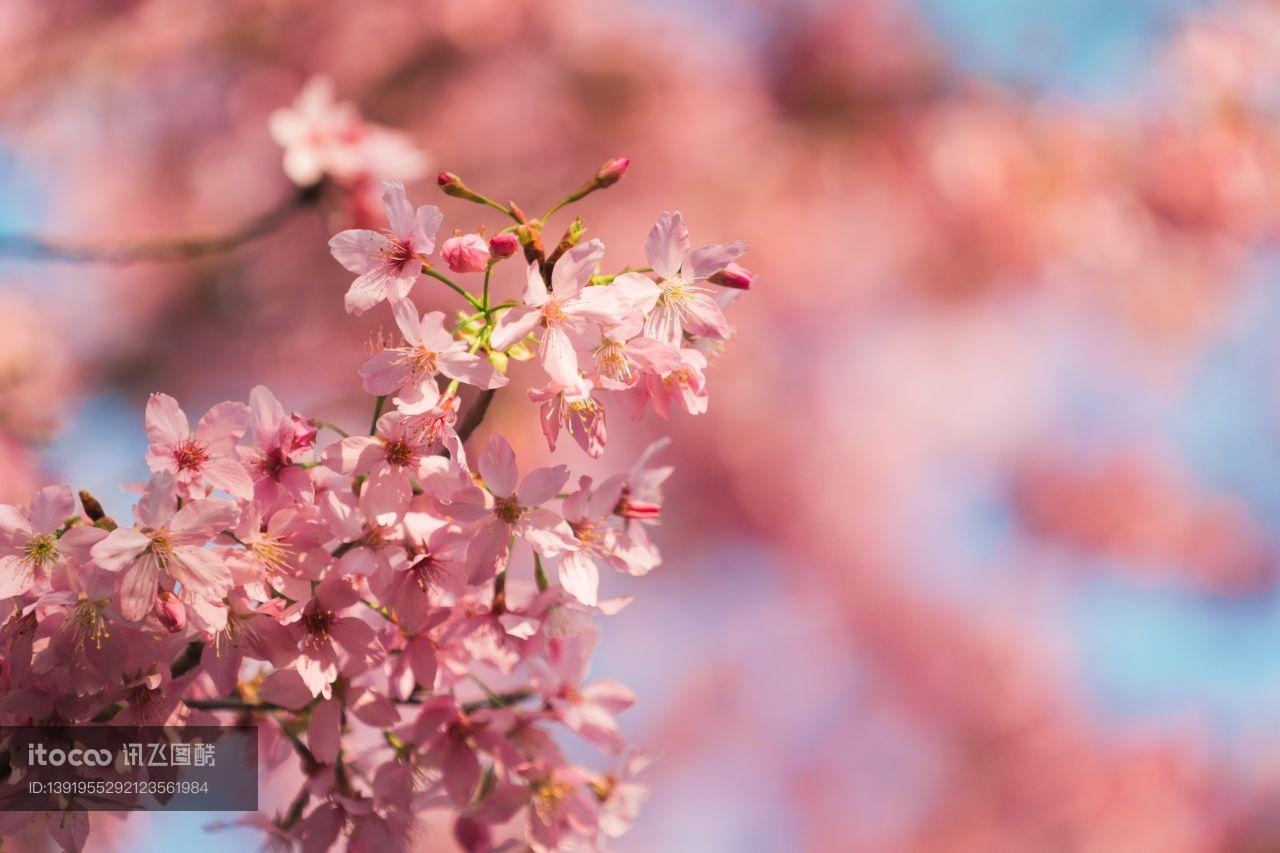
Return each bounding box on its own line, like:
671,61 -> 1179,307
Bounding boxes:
456,388 -> 496,444
0,183 -> 324,264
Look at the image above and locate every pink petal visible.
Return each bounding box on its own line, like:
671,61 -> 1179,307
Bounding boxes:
540,326 -> 581,386
0,554 -> 33,598
0,504 -> 30,541
478,435 -> 519,498
248,385 -> 286,439
682,293 -> 733,340
581,679 -> 636,713
558,551 -> 600,607
522,261 -> 550,307
171,498 -> 238,540
258,668 -> 314,709
551,239 -> 606,300
345,270 -> 392,316
688,240 -> 749,278
360,350 -> 410,396
440,739 -> 481,805
438,352 -> 506,390
145,393 -> 190,446
172,546 -> 233,597
521,511 -> 579,557
381,180 -> 415,236
390,297 -> 423,345
642,303 -> 683,349
488,305 -> 541,351
360,466 -> 411,519
518,465 -> 570,506
28,485 -> 74,535
309,698 -> 343,764
90,528 -> 152,571
644,212 -> 689,280
203,457 -> 255,501
322,436 -> 383,475
413,205 -> 444,254
118,560 -> 158,622
328,229 -> 385,275
195,401 -> 249,454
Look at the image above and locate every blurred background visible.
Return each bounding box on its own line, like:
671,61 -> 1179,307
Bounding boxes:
4,0 -> 1280,849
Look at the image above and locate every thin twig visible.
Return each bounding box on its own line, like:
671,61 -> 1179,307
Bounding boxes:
456,388 -> 495,443
0,183 -> 324,264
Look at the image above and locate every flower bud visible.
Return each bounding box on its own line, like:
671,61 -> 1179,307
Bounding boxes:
488,232 -> 519,259
595,156 -> 631,188
437,171 -> 463,194
437,171 -> 488,205
453,816 -> 491,853
442,233 -> 490,273
154,590 -> 187,633
79,490 -> 107,521
616,497 -> 662,520
708,262 -> 754,291
292,414 -> 318,449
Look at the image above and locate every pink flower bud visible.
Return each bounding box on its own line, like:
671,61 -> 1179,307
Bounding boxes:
453,816 -> 491,853
708,262 -> 754,291
595,156 -> 631,188
442,234 -> 490,273
488,232 -> 519,259
292,414 -> 318,449
154,590 -> 187,633
436,171 -> 462,193
616,497 -> 662,520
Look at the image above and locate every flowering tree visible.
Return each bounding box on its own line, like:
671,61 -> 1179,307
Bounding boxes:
0,83 -> 751,851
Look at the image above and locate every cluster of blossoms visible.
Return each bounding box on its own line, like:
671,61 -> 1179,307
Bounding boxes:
0,131 -> 751,848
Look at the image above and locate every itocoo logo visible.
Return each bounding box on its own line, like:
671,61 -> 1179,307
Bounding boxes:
27,743 -> 112,767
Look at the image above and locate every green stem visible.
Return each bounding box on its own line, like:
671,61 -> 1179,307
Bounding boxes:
369,395 -> 388,435
534,553 -> 549,592
423,266 -> 484,310
313,419 -> 349,438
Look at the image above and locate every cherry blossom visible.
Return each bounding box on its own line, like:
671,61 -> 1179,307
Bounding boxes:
641,211 -> 748,347
90,474 -> 237,623
328,180 -> 443,315
144,393 -> 253,500
489,241 -> 632,385
360,299 -> 506,412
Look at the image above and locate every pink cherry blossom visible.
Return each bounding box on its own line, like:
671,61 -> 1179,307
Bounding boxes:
90,474 -> 237,622
144,393 -> 252,500
323,411 -> 459,519
532,634 -> 635,755
446,435 -> 577,583
360,299 -> 506,412
643,346 -> 709,418
489,241 -> 631,385
641,211 -> 749,347
238,385 -> 316,509
328,180 -> 443,315
528,376 -> 607,459
270,76 -> 426,188
284,576 -> 383,698
0,485 -> 74,599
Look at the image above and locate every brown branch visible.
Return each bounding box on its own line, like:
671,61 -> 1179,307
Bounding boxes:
182,690 -> 533,715
0,182 -> 324,264
456,388 -> 496,443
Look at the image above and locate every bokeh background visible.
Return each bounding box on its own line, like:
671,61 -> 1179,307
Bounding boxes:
4,0 -> 1280,849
